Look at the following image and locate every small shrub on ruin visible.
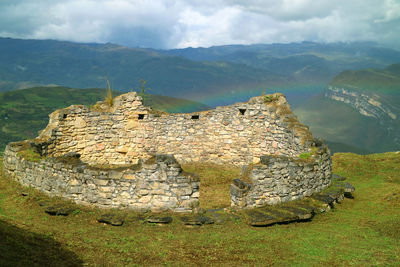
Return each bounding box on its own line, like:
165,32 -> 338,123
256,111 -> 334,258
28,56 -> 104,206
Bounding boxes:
105,76 -> 113,107
263,94 -> 280,103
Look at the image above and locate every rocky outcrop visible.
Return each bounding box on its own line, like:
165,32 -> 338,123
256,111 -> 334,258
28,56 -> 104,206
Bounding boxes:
325,86 -> 397,120
325,85 -> 400,148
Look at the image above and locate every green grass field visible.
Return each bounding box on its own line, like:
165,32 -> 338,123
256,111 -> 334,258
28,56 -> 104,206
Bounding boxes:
0,152 -> 399,266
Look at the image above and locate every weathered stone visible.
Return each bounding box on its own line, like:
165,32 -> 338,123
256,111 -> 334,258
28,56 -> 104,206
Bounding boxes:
231,149 -> 332,208
259,207 -> 298,223
123,174 -> 136,180
233,178 -> 250,190
293,204 -> 316,214
109,170 -> 123,179
94,179 -> 108,186
324,189 -> 344,202
45,205 -> 74,216
97,213 -> 124,226
180,215 -> 214,226
310,193 -> 335,205
277,206 -> 313,220
246,210 -> 278,227
147,216 -> 173,224
334,182 -> 355,193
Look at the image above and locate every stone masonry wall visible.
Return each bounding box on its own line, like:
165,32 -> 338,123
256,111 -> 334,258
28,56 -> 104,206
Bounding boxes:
3,142 -> 199,212
2,92 -> 332,212
37,92 -> 312,166
230,145 -> 332,208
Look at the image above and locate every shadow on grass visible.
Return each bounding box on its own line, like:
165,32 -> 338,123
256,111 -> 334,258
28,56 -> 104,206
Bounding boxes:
0,219 -> 83,267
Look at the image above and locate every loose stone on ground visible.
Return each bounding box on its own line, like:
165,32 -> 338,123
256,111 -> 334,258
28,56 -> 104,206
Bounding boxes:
97,213 -> 124,226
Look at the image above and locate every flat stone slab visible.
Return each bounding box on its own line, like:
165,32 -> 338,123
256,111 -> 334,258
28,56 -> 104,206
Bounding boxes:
147,216 -> 173,224
45,204 -> 74,216
291,204 -> 316,214
310,193 -> 335,205
278,206 -> 313,220
180,215 -> 214,226
207,210 -> 228,224
245,210 -> 278,227
324,189 -> 345,202
97,213 -> 124,226
259,207 -> 299,223
334,182 -> 355,193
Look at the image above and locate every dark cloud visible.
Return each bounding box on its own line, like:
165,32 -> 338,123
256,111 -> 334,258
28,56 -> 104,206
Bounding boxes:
0,0 -> 399,49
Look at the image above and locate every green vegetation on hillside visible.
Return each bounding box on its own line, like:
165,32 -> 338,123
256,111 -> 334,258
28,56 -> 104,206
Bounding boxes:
295,63 -> 400,153
294,94 -> 399,153
331,63 -> 400,93
0,86 -> 210,152
0,152 -> 399,265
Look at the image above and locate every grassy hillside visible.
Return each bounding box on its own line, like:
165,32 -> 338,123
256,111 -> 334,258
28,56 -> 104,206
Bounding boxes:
331,63 -> 400,93
294,63 -> 400,153
325,141 -> 371,155
0,86 -> 210,152
0,152 -> 399,265
330,63 -> 400,113
294,94 -> 399,153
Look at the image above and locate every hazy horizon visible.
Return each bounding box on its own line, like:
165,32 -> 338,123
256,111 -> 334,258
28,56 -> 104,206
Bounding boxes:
1,0 -> 399,50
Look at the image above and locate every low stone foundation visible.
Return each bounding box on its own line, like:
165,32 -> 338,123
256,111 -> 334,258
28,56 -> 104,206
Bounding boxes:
230,143 -> 332,208
3,142 -> 200,212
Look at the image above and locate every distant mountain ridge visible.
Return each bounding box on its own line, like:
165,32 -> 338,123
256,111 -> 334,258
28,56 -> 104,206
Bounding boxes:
2,37 -> 400,107
0,37 -> 287,106
159,42 -> 400,84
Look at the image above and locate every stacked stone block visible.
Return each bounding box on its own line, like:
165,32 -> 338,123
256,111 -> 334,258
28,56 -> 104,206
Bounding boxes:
230,145 -> 332,208
3,143 -> 199,212
38,92 -> 311,167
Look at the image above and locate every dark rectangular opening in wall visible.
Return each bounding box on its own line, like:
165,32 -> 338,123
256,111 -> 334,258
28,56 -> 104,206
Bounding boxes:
239,109 -> 246,115
138,114 -> 145,120
191,115 -> 199,120
63,114 -> 68,119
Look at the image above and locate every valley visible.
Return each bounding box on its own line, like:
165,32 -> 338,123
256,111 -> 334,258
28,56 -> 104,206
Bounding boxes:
295,64 -> 400,153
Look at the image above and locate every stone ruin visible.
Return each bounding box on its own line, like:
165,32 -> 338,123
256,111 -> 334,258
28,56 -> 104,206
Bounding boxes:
3,92 -> 332,212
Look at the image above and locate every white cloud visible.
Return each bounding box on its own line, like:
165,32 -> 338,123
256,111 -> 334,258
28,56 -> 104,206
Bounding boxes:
0,0 -> 399,49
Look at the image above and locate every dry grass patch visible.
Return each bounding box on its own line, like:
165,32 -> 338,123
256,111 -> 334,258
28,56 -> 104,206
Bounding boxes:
182,162 -> 241,209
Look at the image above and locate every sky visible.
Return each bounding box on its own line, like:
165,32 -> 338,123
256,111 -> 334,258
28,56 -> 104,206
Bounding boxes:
0,0 -> 399,49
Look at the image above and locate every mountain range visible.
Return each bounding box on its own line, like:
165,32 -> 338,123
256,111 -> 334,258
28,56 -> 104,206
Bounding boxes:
2,37 -> 400,106
159,42 -> 400,84
0,37 -> 399,154
0,37 -> 286,106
